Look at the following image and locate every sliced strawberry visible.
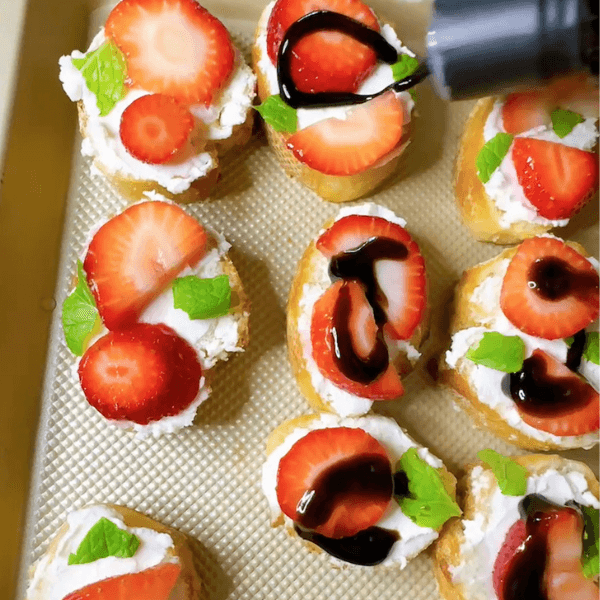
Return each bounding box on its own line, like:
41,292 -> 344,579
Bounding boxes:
105,0 -> 234,105
62,563 -> 181,600
500,237 -> 599,340
545,509 -> 600,600
120,94 -> 194,164
512,349 -> 599,437
84,201 -> 207,331
79,322 -> 202,425
502,90 -> 553,134
316,214 -> 426,340
512,138 -> 598,220
286,91 -> 404,176
493,519 -> 528,599
276,427 -> 393,538
266,0 -> 379,94
311,279 -> 404,400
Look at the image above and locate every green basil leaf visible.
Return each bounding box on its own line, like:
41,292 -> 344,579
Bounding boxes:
254,95 -> 297,133
476,133 -> 513,183
72,41 -> 127,117
551,108 -> 585,138
581,505 -> 599,578
477,449 -> 529,496
173,275 -> 231,320
68,517 -> 140,565
466,331 -> 525,372
391,54 -> 419,82
395,448 -> 461,530
62,261 -> 101,356
566,332 -> 599,366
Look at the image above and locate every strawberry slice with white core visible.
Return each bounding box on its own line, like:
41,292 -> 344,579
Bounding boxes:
311,279 -> 404,400
286,91 -> 405,176
120,93 -> 194,164
62,563 -> 182,600
105,0 -> 235,105
84,201 -> 207,331
276,427 -> 393,538
500,237 -> 599,340
513,349 -> 599,437
512,138 -> 598,220
266,0 -> 379,94
78,322 -> 202,424
545,510 -> 599,600
317,214 -> 426,340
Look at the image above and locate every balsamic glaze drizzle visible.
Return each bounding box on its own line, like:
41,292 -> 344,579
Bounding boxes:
328,237 -> 409,384
566,329 -> 587,372
277,11 -> 429,109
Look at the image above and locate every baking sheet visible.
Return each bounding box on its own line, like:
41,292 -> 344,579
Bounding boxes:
15,1 -> 599,598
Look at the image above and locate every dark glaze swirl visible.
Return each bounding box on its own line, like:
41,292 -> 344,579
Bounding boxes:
528,257 -> 599,301
277,11 -> 429,108
329,237 -> 409,384
293,465 -> 410,566
501,495 -> 581,600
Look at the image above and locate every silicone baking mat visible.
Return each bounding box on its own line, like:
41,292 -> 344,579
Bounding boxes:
17,1 -> 599,598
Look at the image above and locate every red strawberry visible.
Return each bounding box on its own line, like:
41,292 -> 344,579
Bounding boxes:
276,427 -> 393,538
62,563 -> 181,600
514,350 -> 599,437
84,201 -> 207,331
266,0 -> 379,94
502,90 -> 553,134
120,94 -> 194,164
78,323 -> 202,425
286,91 -> 405,175
317,214 -> 426,340
545,509 -> 600,600
500,237 -> 599,339
105,0 -> 235,105
311,279 -> 404,400
512,138 -> 598,220
492,519 -> 528,599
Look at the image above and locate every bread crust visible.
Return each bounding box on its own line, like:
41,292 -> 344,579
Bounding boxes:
76,92 -> 254,204
433,455 -> 600,600
26,504 -> 205,600
454,98 -> 554,244
286,221 -> 428,414
439,240 -> 596,451
265,415 -> 458,564
252,11 -> 411,203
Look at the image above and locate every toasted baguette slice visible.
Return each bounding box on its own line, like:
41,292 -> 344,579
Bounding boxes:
287,208 -> 428,416
454,98 -> 554,244
263,413 -> 457,567
252,6 -> 412,203
77,101 -> 254,205
26,504 -> 204,600
438,240 -> 598,451
433,454 -> 599,600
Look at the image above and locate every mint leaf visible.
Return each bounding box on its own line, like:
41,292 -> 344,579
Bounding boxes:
395,448 -> 461,529
72,41 -> 127,117
62,261 -> 101,356
68,517 -> 140,565
466,332 -> 525,372
476,133 -> 513,183
551,108 -> 584,138
477,449 -> 528,496
566,332 -> 599,365
391,54 -> 419,82
581,506 -> 599,578
255,95 -> 297,133
173,275 -> 231,320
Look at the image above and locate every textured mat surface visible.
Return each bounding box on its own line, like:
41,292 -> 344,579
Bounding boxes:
19,3 -> 599,599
